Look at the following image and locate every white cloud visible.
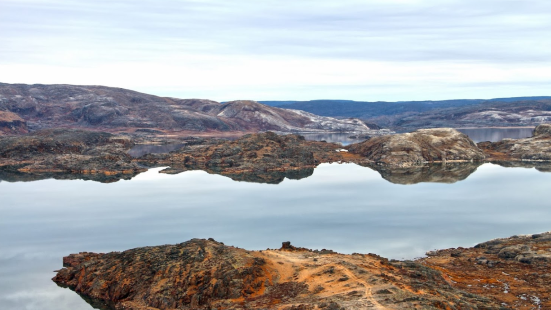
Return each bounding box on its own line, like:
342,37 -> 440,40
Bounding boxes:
1,0 -> 550,101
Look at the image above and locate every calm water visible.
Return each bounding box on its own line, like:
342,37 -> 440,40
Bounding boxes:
301,127 -> 535,145
1,162 -> 551,310
457,127 -> 534,143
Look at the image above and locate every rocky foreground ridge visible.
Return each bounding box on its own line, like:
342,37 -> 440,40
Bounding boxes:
2,125 -> 551,183
53,232 -> 551,309
0,83 -> 383,135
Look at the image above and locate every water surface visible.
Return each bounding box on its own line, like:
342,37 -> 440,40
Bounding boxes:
301,127 -> 535,145
457,127 -> 534,143
1,163 -> 551,310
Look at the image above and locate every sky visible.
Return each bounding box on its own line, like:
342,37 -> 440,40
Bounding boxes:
1,0 -> 550,101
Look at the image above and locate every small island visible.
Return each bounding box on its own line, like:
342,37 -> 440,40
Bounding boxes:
2,124 -> 551,184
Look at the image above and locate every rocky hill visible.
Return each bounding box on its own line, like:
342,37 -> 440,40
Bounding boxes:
264,98 -> 551,131
0,129 -> 144,181
479,123 -> 551,161
347,128 -> 486,167
52,233 -> 551,309
3,125 -> 551,184
0,83 -> 380,135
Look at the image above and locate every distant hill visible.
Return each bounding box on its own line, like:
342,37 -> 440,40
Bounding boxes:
0,83 -> 378,135
260,97 -> 551,131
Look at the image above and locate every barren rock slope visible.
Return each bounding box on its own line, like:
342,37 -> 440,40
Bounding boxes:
347,128 -> 486,167
53,239 -> 509,310
0,83 -> 378,134
479,124 -> 551,161
0,111 -> 27,134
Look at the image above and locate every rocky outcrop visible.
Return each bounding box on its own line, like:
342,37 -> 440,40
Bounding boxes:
53,239 -> 510,310
0,83 -> 383,134
136,132 -> 358,183
478,124 -> 551,161
0,129 -> 145,178
347,128 -> 486,167
0,111 -> 27,134
2,127 -> 551,184
422,232 -> 551,309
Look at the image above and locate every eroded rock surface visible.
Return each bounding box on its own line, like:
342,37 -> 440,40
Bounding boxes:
422,232 -> 551,309
0,129 -> 145,178
347,128 -> 486,167
0,110 -> 27,134
53,239 -> 508,310
136,132 -> 361,183
0,83 -> 381,134
3,126 -> 551,184
478,124 -> 551,161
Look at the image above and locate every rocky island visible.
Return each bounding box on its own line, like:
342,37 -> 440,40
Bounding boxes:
53,232 -> 551,309
2,124 -> 551,184
0,129 -> 145,182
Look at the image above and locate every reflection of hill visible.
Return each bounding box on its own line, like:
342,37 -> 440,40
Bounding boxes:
364,162 -> 483,185
160,167 -> 314,184
0,169 -> 139,183
221,168 -> 314,184
491,161 -> 551,173
3,162 -> 550,185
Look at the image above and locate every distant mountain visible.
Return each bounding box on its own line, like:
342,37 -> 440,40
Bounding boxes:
260,97 -> 551,130
0,83 -> 379,135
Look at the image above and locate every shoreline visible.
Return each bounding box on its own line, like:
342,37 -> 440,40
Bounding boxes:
52,231 -> 551,309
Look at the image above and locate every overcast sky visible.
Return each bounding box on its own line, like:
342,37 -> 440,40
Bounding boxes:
1,0 -> 550,101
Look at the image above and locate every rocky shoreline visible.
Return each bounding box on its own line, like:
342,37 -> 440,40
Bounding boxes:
0,129 -> 145,182
52,232 -> 551,309
1,125 -> 551,183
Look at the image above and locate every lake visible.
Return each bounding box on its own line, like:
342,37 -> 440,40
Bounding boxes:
1,162 -> 551,310
1,126 -> 548,310
301,127 -> 535,145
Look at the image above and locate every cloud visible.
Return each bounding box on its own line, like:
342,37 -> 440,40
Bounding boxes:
1,0 -> 550,100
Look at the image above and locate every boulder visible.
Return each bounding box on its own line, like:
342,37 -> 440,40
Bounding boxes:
348,128 -> 486,167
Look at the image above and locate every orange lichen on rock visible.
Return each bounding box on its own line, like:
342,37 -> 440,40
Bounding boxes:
421,232 -> 551,309
53,239 -> 520,309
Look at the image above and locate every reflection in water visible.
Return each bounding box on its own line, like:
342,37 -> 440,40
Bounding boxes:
2,163 -> 551,310
0,169 -> 140,183
491,161 -> 551,173
457,127 -> 534,143
2,161 -> 550,185
300,133 -> 364,145
301,128 -> 535,145
364,162 -> 483,185
160,167 -> 315,184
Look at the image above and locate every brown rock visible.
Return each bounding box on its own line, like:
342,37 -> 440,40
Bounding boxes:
137,132 -> 357,183
347,128 -> 486,167
53,239 -> 508,310
533,123 -> 551,137
0,83 -> 379,134
421,232 -> 551,309
478,124 -> 551,161
0,129 -> 145,181
0,111 -> 27,134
